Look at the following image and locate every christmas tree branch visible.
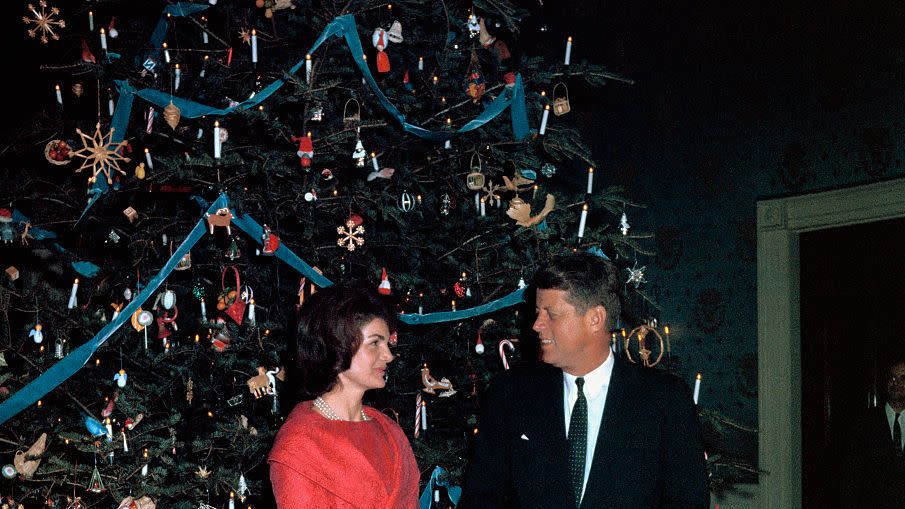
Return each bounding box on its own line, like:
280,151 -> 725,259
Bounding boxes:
7,350 -> 97,421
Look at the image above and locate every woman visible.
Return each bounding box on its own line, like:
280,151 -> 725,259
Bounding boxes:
269,285 -> 419,508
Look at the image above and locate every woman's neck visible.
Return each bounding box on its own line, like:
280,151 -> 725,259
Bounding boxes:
318,387 -> 366,421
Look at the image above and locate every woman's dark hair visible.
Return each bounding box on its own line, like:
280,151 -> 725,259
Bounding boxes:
284,285 -> 397,405
531,253 -> 622,331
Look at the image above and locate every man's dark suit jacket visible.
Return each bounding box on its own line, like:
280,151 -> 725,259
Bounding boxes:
841,406 -> 905,508
459,357 -> 709,509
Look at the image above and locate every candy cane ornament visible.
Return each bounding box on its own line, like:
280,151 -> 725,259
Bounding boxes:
499,339 -> 515,370
414,393 -> 424,438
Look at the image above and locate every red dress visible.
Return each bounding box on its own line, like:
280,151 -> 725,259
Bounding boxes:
269,401 -> 419,509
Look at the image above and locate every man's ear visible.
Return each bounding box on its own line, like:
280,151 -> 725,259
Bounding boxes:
586,305 -> 607,332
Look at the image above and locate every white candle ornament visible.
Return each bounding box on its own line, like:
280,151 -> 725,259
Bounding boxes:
108,93 -> 115,116
305,54 -> 312,83
247,299 -> 256,325
201,19 -> 209,44
251,29 -> 258,64
418,56 -> 424,70
371,152 -> 379,171
174,64 -> 181,91
54,85 -> 63,106
144,148 -> 153,169
480,197 -> 486,217
586,167 -> 594,194
577,203 -> 588,238
67,279 -> 79,309
421,400 -> 427,430
474,192 -> 480,211
693,372 -> 702,404
200,55 -> 208,77
200,297 -> 208,322
539,105 -> 550,135
99,28 -> 108,50
88,11 -> 94,31
228,492 -> 235,509
564,36 -> 572,65
162,42 -> 170,64
213,121 -> 221,159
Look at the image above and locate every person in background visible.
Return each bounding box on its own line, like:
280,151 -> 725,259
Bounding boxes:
269,285 -> 419,508
459,253 -> 709,508
842,359 -> 905,508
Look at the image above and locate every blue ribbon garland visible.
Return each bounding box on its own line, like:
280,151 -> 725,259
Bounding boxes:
0,194 -> 527,426
419,466 -> 462,509
0,195 -> 228,427
81,11 -> 529,218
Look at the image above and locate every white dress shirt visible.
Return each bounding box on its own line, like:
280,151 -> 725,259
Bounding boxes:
885,403 -> 905,449
563,353 -> 615,504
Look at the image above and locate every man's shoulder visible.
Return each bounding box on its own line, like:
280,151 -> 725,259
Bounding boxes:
613,357 -> 692,396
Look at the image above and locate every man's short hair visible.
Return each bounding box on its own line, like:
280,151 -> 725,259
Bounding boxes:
531,253 -> 622,331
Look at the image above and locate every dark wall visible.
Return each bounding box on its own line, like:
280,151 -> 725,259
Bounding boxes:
543,0 -> 905,463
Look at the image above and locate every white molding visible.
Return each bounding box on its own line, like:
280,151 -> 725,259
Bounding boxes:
756,178 -> 905,509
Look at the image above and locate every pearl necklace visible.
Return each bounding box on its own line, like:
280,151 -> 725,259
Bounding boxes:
314,396 -> 369,422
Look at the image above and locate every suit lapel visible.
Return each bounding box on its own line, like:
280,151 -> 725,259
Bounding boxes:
529,364 -> 573,508
580,357 -> 635,509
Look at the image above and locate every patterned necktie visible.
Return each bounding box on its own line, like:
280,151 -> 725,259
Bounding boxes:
895,413 -> 902,456
568,377 -> 588,508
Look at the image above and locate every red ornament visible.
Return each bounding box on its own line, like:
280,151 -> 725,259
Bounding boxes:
453,280 -> 466,298
378,268 -> 392,295
291,135 -> 314,168
261,224 -> 280,255
81,39 -> 96,63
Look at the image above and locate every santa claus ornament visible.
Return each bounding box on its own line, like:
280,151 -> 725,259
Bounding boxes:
377,268 -> 392,295
260,224 -> 280,255
371,27 -> 391,73
291,135 -> 313,169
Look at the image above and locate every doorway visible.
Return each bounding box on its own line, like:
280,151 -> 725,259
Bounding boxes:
799,217 -> 905,508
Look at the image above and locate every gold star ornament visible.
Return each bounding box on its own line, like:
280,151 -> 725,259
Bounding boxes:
195,465 -> 211,479
23,1 -> 65,44
71,123 -> 130,185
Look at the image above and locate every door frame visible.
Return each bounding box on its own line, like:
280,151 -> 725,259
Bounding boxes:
756,178 -> 905,508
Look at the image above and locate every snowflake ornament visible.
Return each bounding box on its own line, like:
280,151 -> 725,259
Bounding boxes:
337,220 -> 365,251
626,263 -> 647,288
540,163 -> 557,177
71,123 -> 130,185
23,1 -> 65,44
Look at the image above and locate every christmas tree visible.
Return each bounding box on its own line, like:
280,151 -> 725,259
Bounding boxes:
0,1 -> 735,507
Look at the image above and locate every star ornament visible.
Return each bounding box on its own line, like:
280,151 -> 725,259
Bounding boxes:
195,465 -> 211,479
337,220 -> 365,251
71,123 -> 130,185
23,1 -> 65,43
626,263 -> 647,288
239,28 -> 252,45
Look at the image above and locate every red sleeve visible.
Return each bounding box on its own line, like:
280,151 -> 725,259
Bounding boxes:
400,438 -> 420,509
270,460 -> 336,509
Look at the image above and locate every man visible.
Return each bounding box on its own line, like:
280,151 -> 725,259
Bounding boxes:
459,253 -> 709,509
841,360 -> 905,508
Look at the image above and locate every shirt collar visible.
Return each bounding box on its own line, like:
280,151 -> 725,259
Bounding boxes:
563,353 -> 614,400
